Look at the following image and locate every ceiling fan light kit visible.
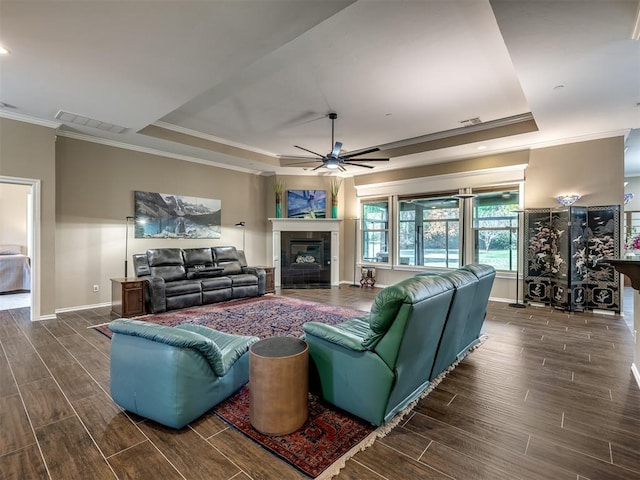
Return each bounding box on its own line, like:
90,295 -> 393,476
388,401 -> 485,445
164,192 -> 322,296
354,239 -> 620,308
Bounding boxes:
279,113 -> 390,171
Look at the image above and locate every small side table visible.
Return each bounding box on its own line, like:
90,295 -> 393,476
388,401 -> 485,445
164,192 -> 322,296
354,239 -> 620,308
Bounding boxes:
249,337 -> 308,435
111,277 -> 145,317
255,266 -> 275,294
360,266 -> 376,288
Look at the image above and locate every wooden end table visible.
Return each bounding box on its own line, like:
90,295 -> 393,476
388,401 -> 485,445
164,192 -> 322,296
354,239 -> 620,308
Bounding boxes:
111,277 -> 145,317
249,337 -> 308,435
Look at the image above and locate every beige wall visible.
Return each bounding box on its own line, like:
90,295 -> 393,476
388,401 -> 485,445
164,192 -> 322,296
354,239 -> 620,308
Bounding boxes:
525,137 -> 624,208
55,137 -> 269,310
0,183 -> 30,248
0,118 -> 57,317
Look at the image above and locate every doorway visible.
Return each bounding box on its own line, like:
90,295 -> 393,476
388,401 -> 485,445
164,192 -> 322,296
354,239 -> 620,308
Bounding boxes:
0,176 -> 40,321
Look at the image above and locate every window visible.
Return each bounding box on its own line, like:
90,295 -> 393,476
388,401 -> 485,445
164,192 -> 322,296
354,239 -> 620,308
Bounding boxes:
398,195 -> 460,267
361,200 -> 389,263
472,189 -> 519,271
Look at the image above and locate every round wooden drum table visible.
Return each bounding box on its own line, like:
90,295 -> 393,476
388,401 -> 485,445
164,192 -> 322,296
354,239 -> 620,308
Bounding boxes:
249,337 -> 308,436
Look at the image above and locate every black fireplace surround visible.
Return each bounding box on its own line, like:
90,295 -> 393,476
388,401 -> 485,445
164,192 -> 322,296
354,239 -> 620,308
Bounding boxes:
281,231 -> 331,288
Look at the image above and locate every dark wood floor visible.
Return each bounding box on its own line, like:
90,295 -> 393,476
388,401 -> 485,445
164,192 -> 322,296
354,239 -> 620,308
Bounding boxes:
1,286 -> 640,479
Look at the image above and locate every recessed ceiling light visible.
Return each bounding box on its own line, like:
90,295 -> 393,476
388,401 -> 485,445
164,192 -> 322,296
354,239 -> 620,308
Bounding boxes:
0,46 -> 10,55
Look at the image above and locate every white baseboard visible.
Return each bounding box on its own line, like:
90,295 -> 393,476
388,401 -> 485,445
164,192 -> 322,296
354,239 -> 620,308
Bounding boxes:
35,313 -> 57,321
632,363 -> 640,390
489,296 -> 517,304
55,302 -> 111,314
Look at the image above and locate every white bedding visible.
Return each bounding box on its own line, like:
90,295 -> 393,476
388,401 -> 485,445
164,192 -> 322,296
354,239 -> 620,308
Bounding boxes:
0,254 -> 31,292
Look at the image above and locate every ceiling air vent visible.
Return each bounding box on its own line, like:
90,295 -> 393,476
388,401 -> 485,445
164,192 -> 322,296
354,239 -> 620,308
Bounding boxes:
54,110 -> 128,134
459,117 -> 482,127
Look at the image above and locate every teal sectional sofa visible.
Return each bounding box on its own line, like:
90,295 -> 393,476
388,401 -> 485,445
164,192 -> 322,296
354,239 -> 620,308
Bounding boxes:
302,264 -> 495,426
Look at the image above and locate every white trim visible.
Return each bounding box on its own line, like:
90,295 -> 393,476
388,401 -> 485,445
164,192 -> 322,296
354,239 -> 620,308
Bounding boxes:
0,176 -> 41,322
55,302 -> 112,314
0,110 -> 61,128
489,296 -> 517,304
36,314 -> 57,321
355,164 -> 527,198
632,363 -> 640,390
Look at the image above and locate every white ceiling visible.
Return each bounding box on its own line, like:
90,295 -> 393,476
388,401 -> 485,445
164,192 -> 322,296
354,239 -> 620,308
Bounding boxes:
1,0 -> 639,176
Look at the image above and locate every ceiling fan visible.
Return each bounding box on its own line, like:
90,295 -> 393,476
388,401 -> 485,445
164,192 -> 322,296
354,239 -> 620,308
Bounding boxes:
278,113 -> 390,171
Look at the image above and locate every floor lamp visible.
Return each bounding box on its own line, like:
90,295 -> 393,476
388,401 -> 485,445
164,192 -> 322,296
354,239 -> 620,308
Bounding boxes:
124,216 -> 135,278
235,221 -> 246,252
350,218 -> 360,287
509,210 -> 526,308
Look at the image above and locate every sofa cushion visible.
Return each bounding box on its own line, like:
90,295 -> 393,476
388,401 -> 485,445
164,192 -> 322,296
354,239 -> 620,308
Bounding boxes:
213,246 -> 239,262
201,277 -> 232,290
230,273 -> 258,287
362,275 -> 454,349
219,260 -> 243,276
109,319 -> 224,375
150,265 -> 186,282
177,324 -> 259,376
183,248 -> 214,266
147,248 -> 184,267
165,280 -> 202,297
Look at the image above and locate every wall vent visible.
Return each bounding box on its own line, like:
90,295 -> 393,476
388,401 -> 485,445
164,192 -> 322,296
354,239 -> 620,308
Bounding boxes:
54,110 -> 128,134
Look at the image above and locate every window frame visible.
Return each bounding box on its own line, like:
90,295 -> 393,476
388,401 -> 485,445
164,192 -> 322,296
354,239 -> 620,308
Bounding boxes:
470,186 -> 521,272
396,192 -> 461,269
360,197 -> 391,265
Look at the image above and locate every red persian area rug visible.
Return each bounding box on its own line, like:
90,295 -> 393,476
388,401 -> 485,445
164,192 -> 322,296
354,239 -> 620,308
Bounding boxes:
93,295 -> 366,339
213,385 -> 376,479
92,295 -> 481,478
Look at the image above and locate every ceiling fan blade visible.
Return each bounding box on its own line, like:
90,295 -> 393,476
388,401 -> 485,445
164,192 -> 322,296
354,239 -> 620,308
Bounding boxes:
311,164 -> 325,171
342,147 -> 380,159
331,141 -> 343,158
294,145 -> 325,158
344,162 -> 375,169
339,165 -> 346,172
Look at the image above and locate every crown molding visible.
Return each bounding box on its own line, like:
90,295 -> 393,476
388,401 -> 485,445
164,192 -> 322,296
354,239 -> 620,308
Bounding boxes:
0,110 -> 61,129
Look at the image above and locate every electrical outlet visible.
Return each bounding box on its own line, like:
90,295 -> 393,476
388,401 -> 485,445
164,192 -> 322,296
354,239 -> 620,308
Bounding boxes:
93,284 -> 99,292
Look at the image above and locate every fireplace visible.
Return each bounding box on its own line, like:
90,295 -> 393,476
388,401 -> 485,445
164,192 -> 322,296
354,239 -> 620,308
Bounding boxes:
281,233 -> 331,288
270,218 -> 342,289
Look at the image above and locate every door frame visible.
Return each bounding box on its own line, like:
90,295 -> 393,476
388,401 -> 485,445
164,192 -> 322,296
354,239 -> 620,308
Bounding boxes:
1,175 -> 41,321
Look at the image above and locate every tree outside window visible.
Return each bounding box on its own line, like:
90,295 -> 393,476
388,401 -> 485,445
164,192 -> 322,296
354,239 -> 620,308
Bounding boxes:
473,190 -> 519,271
398,196 -> 459,267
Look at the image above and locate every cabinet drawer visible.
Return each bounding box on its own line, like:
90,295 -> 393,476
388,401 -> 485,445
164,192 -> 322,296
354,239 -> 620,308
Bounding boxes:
123,281 -> 143,289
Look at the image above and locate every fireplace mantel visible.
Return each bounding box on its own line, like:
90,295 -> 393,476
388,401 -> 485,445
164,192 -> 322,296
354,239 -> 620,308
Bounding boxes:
269,218 -> 342,287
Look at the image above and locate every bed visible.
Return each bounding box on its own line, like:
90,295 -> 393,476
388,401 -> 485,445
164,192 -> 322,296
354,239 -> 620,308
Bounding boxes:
0,245 -> 31,293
